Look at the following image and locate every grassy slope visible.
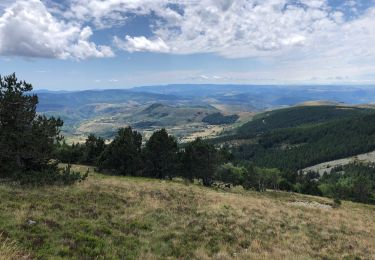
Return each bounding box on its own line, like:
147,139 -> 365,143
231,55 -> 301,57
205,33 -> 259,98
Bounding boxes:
0,165 -> 374,259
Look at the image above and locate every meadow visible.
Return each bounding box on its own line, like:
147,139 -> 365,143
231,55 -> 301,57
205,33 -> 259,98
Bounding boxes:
0,165 -> 374,259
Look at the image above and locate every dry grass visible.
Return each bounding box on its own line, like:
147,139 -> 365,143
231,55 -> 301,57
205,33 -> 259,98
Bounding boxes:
0,235 -> 28,260
0,165 -> 374,259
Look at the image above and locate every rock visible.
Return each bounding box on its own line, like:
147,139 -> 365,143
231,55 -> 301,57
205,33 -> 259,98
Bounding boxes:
27,219 -> 37,226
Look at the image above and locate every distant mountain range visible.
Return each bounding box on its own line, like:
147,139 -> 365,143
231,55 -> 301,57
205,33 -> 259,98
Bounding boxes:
33,84 -> 375,141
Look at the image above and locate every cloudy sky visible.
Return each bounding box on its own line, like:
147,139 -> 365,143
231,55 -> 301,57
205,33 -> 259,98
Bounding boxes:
0,0 -> 374,90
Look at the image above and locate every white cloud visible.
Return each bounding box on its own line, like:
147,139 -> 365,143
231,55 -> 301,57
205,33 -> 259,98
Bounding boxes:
0,0 -> 114,59
66,0 -> 339,57
1,0 -> 375,83
114,35 -> 170,53
66,0 -> 161,28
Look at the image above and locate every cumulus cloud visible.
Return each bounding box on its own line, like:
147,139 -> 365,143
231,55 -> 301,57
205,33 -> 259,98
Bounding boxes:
1,0 -> 375,81
66,0 -> 162,28
114,35 -> 170,53
63,0 -> 359,58
0,0 -> 114,59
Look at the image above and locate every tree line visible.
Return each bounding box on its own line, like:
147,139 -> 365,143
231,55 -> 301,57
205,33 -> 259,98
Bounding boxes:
54,128 -> 233,187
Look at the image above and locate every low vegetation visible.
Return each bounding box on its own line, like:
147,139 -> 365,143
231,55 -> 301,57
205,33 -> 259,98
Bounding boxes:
0,236 -> 27,260
0,166 -> 374,259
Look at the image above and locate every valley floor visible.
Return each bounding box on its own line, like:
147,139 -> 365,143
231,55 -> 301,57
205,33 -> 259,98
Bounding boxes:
0,165 -> 374,259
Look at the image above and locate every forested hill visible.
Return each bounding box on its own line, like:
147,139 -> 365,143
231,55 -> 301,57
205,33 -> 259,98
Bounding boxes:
216,105 -> 375,170
236,105 -> 374,138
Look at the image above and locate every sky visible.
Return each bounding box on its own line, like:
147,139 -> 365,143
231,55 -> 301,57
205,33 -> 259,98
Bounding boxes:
0,0 -> 375,90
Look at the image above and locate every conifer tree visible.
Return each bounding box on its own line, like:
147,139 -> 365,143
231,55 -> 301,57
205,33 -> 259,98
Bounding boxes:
98,127 -> 142,175
0,73 -> 63,176
144,128 -> 178,179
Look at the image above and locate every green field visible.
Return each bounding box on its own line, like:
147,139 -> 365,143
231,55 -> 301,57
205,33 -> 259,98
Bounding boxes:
1,165 -> 374,259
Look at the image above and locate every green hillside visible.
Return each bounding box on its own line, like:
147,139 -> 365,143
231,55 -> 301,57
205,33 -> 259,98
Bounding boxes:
236,105 -> 373,138
0,165 -> 374,259
202,112 -> 239,125
216,106 -> 375,170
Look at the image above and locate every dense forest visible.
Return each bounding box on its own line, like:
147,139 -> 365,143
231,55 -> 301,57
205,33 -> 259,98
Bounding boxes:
202,112 -> 239,125
217,105 -> 374,141
211,105 -> 375,170
229,113 -> 375,170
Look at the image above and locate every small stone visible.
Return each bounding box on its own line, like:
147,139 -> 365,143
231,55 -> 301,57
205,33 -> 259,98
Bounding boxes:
27,219 -> 37,226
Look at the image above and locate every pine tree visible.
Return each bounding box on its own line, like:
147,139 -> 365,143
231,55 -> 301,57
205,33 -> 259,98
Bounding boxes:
0,73 -> 86,185
181,138 -> 220,186
0,73 -> 63,176
144,128 -> 178,179
98,127 -> 142,176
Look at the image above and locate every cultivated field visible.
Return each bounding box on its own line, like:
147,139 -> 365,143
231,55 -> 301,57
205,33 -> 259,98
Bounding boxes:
0,165 -> 374,259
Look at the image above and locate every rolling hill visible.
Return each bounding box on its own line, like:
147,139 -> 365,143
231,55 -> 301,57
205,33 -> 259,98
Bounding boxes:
35,90 -> 231,141
34,84 -> 375,142
215,105 -> 375,170
75,103 -> 220,140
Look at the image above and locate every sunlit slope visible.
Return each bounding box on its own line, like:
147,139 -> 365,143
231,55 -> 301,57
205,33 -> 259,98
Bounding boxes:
0,165 -> 374,259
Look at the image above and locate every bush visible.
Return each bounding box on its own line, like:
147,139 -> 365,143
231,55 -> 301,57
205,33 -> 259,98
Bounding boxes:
215,163 -> 246,186
333,198 -> 341,208
12,164 -> 88,186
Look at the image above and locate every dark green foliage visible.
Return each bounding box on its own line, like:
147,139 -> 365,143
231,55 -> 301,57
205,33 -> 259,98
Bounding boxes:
293,172 -> 322,196
202,112 -> 239,125
319,163 -> 375,203
13,164 -> 87,186
133,121 -> 158,129
54,141 -> 85,164
242,166 -> 284,192
0,73 -> 38,175
229,111 -> 375,171
82,134 -> 105,165
98,127 -> 142,176
215,163 -> 246,186
0,73 -> 84,185
143,129 -> 178,179
180,138 -> 221,186
54,135 -> 105,165
236,106 -> 372,138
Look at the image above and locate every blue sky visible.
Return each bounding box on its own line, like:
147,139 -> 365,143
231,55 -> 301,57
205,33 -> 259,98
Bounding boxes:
0,0 -> 375,90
